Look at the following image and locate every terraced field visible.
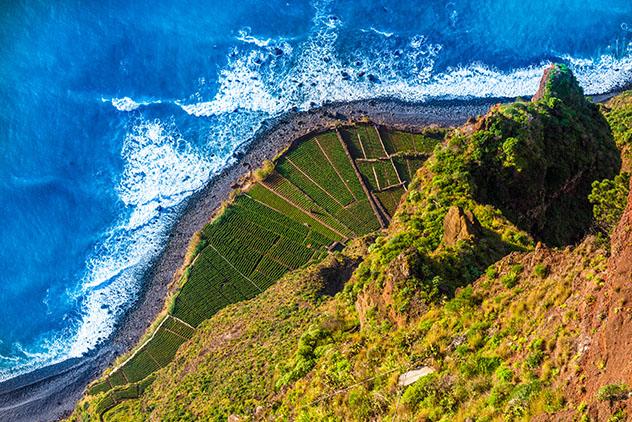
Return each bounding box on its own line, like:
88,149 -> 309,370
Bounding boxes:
87,124 -> 444,412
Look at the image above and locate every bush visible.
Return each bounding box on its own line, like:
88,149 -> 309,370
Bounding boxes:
597,383 -> 630,403
486,265 -> 498,279
609,409 -> 627,422
500,264 -> 524,288
401,372 -> 458,416
501,272 -> 519,288
533,264 -> 548,278
275,327 -> 332,389
459,355 -> 501,377
589,172 -> 630,234
488,382 -> 514,408
495,365 -> 514,382
526,344 -> 545,369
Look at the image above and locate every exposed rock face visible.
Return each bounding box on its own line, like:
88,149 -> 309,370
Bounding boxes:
531,65 -> 555,101
442,206 -> 481,246
356,249 -> 417,329
532,64 -> 585,106
610,181 -> 632,275
578,178 -> 632,418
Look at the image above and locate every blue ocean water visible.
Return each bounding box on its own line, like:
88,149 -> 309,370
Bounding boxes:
0,0 -> 630,381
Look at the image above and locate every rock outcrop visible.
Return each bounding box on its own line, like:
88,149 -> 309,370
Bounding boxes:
470,64 -> 620,245
355,248 -> 418,328
531,65 -> 555,102
441,206 -> 481,246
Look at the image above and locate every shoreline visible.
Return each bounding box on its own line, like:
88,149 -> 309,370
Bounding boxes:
0,91 -> 621,421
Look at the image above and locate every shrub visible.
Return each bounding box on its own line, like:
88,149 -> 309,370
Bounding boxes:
500,264 -> 524,288
401,372 -> 458,416
488,381 -> 514,408
589,172 -> 630,234
347,386 -> 374,419
533,264 -> 548,278
275,327 -> 332,389
525,338 -> 546,369
501,272 -> 519,288
495,365 -> 513,382
526,350 -> 545,369
459,355 -> 501,378
597,383 -> 630,403
609,409 -> 627,422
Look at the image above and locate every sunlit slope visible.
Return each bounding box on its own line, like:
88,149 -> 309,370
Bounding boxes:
84,124 -> 444,414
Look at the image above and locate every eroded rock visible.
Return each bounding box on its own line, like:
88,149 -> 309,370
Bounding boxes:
442,206 -> 481,246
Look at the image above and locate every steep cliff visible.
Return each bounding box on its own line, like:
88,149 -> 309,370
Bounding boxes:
71,67 -> 630,421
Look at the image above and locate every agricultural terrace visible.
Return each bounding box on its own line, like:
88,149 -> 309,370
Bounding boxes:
87,124 -> 445,412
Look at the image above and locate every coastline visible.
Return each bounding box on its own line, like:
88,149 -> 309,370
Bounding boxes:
0,93 -> 615,421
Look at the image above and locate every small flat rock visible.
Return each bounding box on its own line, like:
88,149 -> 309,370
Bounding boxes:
398,367 -> 435,387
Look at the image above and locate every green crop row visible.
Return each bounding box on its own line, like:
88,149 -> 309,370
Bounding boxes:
162,315 -> 195,338
263,173 -> 355,238
276,158 -> 351,217
339,127 -> 366,159
339,200 -> 381,233
96,375 -> 156,417
233,195 -> 312,244
355,125 -> 387,159
274,158 -> 376,236
104,314 -> 199,388
283,139 -> 355,205
375,187 -> 406,216
357,161 -> 400,192
380,128 -> 442,155
247,184 -> 342,241
268,237 -> 314,269
316,132 -> 366,199
254,256 -> 289,281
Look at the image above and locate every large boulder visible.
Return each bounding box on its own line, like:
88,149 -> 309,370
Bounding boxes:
442,206 -> 481,246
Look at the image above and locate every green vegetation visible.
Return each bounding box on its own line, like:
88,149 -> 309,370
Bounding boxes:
589,172 -> 630,234
587,91 -> 632,237
72,67 -> 630,422
79,124 -> 438,416
464,65 -> 620,245
602,90 -> 632,170
533,263 -> 548,278
597,383 -> 630,403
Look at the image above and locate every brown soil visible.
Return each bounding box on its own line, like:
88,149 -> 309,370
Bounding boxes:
572,178 -> 632,419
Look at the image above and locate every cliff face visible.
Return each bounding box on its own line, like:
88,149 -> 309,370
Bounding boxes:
574,179 -> 632,419
72,69 -> 631,422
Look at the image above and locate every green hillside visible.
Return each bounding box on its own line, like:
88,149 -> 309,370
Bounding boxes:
72,65 -> 632,421
82,124 -> 444,416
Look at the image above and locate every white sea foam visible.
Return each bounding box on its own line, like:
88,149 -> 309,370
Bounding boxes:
236,28 -> 272,47
0,331 -> 73,380
177,0 -> 631,121
101,96 -> 163,112
360,27 -> 394,38
111,97 -> 140,111
565,54 -> 632,95
63,118 -> 214,358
